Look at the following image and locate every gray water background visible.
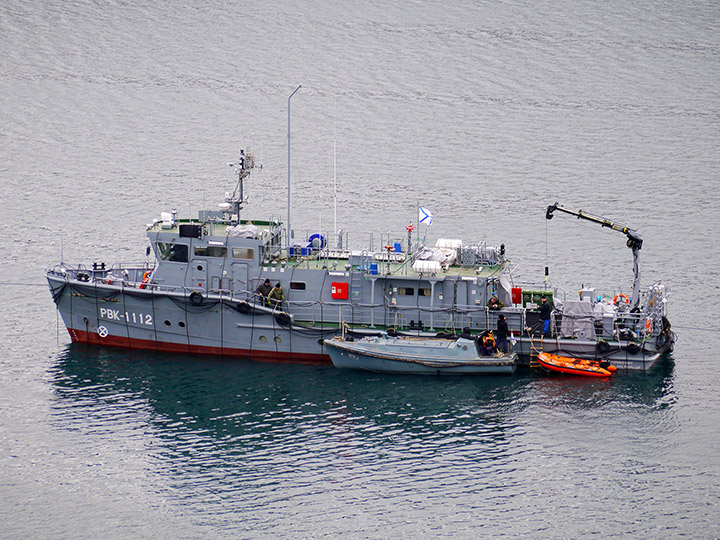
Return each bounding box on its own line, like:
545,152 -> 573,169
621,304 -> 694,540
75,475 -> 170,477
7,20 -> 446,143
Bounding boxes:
1,1 -> 719,538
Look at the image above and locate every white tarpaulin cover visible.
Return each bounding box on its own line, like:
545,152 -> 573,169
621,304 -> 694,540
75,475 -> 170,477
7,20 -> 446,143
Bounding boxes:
593,301 -> 617,320
560,300 -> 596,339
227,224 -> 259,239
416,247 -> 457,266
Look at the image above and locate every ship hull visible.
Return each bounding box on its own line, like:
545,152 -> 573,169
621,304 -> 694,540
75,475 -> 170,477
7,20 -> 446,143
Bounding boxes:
49,275 -> 332,363
48,274 -> 673,370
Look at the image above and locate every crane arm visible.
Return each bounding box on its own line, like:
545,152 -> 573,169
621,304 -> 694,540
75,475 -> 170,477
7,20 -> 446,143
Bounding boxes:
546,203 -> 643,250
545,202 -> 643,310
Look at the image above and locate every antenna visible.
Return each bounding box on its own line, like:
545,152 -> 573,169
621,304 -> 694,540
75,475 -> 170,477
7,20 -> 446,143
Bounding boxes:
333,95 -> 338,248
224,149 -> 255,222
287,84 -> 302,247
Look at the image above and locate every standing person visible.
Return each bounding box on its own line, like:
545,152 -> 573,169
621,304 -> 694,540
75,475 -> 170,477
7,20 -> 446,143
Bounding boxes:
269,282 -> 285,309
539,296 -> 552,336
256,278 -> 272,305
496,314 -> 510,353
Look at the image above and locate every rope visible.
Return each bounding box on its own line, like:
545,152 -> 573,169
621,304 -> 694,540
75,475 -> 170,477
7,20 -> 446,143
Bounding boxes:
671,325 -> 720,333
545,218 -> 549,287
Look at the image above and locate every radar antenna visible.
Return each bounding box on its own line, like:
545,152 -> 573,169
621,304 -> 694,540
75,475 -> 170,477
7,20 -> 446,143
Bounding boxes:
225,149 -> 258,220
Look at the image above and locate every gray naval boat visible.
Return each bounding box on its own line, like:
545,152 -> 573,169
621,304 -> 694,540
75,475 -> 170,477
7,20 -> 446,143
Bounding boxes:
324,333 -> 517,375
46,149 -> 675,371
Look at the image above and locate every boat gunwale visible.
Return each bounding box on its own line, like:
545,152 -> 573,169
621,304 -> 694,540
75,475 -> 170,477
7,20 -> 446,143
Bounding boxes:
324,338 -> 517,368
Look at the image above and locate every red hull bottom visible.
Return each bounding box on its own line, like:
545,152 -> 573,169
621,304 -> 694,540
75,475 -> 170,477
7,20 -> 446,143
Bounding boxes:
67,328 -> 331,364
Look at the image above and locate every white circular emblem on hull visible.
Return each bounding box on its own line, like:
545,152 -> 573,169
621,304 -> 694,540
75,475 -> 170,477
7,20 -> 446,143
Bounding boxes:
97,326 -> 109,338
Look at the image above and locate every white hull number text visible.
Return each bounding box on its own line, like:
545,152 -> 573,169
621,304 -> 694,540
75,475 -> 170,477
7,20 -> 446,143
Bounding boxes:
100,307 -> 153,326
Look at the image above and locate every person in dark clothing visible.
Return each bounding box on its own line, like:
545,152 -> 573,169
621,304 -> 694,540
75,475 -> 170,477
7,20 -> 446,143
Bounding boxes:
496,314 -> 510,353
256,278 -> 272,305
539,296 -> 552,336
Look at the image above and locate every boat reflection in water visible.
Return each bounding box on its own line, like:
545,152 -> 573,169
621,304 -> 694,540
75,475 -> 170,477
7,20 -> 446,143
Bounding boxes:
50,344 -> 675,446
46,344 -> 676,533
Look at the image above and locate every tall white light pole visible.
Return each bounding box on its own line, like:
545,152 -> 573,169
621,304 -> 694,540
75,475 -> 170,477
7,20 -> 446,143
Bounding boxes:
287,84 -> 301,246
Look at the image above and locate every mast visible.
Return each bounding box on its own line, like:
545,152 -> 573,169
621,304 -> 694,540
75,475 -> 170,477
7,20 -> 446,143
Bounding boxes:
333,95 -> 338,248
226,149 -> 255,220
287,84 -> 302,247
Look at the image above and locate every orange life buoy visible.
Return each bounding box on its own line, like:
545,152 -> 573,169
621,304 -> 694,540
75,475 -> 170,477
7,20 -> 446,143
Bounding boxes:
139,271 -> 151,289
613,293 -> 630,305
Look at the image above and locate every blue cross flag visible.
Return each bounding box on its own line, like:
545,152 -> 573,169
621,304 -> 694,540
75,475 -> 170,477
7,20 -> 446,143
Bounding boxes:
418,206 -> 433,226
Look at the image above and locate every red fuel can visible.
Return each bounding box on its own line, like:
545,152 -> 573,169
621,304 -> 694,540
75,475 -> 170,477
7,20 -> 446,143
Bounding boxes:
511,287 -> 523,305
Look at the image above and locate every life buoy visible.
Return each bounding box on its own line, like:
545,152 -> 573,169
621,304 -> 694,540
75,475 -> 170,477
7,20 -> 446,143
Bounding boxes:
613,293 -> 630,305
189,291 -> 203,306
139,271 -> 151,290
482,335 -> 495,348
645,317 -> 653,334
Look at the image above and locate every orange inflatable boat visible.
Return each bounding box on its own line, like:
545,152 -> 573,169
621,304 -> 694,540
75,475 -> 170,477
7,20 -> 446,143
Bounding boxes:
537,352 -> 617,377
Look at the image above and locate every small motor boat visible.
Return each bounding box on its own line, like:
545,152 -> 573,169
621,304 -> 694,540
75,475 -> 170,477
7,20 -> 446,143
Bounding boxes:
536,352 -> 617,377
324,335 -> 517,375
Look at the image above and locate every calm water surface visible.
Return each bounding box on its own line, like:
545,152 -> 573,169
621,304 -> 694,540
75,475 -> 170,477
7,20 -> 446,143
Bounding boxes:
1,1 -> 719,538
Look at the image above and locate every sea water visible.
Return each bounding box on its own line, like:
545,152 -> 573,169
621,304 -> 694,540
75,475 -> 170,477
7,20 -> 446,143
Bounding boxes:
1,1 -> 719,537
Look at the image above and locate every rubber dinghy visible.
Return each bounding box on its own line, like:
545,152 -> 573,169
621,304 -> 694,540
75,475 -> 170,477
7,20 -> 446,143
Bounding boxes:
536,352 -> 617,377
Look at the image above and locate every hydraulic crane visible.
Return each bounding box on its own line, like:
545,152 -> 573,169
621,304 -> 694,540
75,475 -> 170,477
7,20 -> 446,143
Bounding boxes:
545,202 -> 643,310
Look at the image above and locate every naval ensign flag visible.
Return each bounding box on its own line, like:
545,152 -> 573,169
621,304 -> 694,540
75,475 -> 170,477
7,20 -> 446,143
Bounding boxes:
418,206 -> 433,226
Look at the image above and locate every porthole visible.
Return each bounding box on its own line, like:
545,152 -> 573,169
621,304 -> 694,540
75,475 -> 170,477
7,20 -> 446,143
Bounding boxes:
164,320 -> 171,327
178,321 -> 186,328
274,336 -> 281,343
197,265 -> 204,271
259,335 -> 267,342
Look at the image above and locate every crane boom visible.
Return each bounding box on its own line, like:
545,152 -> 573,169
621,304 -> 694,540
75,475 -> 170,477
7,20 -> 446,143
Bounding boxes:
545,202 -> 643,309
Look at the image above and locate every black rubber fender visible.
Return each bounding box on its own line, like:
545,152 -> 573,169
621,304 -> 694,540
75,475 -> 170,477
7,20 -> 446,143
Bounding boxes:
625,341 -> 641,355
236,301 -> 251,314
189,291 -> 203,306
274,311 -> 291,326
597,339 -> 610,353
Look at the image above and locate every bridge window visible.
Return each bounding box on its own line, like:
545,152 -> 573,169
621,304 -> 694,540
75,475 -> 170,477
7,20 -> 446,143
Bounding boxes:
157,242 -> 188,262
290,282 -> 306,290
194,245 -> 227,258
397,287 -> 415,296
232,248 -> 255,260
418,288 -> 431,297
